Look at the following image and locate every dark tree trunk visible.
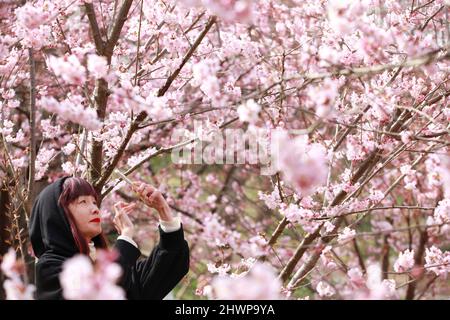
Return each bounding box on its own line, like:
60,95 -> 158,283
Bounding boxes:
0,184 -> 12,299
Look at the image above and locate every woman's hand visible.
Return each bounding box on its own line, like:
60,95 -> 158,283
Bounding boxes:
113,201 -> 136,239
133,182 -> 174,222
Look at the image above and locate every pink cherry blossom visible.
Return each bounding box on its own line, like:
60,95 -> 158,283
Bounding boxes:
35,147 -> 56,180
11,157 -> 28,168
368,189 -> 385,203
358,264 -> 398,300
337,227 -> 356,244
306,78 -> 340,118
280,203 -> 321,234
246,235 -> 270,257
61,161 -> 75,175
41,119 -> 61,139
127,147 -> 157,167
1,89 -> 15,100
424,246 -> 450,278
237,99 -> 261,124
316,281 -> 336,298
207,263 -> 231,276
394,249 -> 415,273
62,143 -> 76,155
1,248 -> 19,280
59,251 -> 125,300
144,94 -> 174,122
400,131 -> 413,144
320,245 -> 338,271
5,128 -> 24,144
209,262 -> 282,299
347,267 -> 365,288
427,199 -> 450,237
258,189 -> 282,210
1,248 -> 35,300
273,131 -> 328,197
3,279 -> 35,300
201,214 -> 241,249
14,2 -> 49,30
432,199 -> 450,225
39,96 -> 102,131
47,55 -> 86,85
13,1 -> 52,49
1,120 -> 15,137
179,0 -> 253,23
87,54 -> 109,79
400,165 -> 417,190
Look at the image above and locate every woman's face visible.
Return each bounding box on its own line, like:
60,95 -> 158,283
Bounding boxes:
68,195 -> 102,241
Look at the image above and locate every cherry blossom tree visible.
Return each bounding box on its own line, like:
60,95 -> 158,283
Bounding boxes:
0,0 -> 449,300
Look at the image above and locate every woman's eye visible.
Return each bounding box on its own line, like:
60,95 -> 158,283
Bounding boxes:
80,200 -> 86,204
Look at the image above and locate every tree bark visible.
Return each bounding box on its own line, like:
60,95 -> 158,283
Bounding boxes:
0,184 -> 11,299
405,230 -> 428,300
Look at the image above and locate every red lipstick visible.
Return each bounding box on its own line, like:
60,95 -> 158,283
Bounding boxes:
90,218 -> 101,223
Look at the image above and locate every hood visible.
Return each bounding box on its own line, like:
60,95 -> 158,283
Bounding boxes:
29,176 -> 78,258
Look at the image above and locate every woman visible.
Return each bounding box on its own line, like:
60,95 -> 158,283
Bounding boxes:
29,176 -> 190,300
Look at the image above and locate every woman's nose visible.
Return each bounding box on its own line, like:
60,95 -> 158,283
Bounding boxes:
91,206 -> 100,215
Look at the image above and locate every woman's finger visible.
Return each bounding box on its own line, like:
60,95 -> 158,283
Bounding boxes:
114,201 -> 125,208
118,213 -> 133,228
124,203 -> 137,209
137,182 -> 146,193
125,213 -> 133,219
113,221 -> 121,233
123,204 -> 135,212
131,182 -> 140,192
114,203 -> 127,215
148,189 -> 161,202
144,187 -> 156,199
124,202 -> 136,207
122,217 -> 134,228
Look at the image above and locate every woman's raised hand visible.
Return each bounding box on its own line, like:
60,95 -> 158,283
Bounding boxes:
113,201 -> 136,238
132,182 -> 174,222
132,182 -> 164,212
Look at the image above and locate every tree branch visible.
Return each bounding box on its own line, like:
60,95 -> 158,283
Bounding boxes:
157,16 -> 217,97
105,0 -> 134,59
84,3 -> 105,54
94,111 -> 146,190
87,1 -> 136,192
26,48 -> 36,219
405,228 -> 428,299
90,78 -> 109,190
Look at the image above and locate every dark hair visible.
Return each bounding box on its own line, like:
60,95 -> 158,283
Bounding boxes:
58,177 -> 108,255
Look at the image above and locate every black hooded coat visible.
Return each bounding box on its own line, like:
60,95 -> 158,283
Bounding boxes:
29,177 -> 190,300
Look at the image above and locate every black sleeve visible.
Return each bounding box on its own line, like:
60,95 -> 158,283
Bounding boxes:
35,256 -> 65,300
113,238 -> 141,291
134,224 -> 190,300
